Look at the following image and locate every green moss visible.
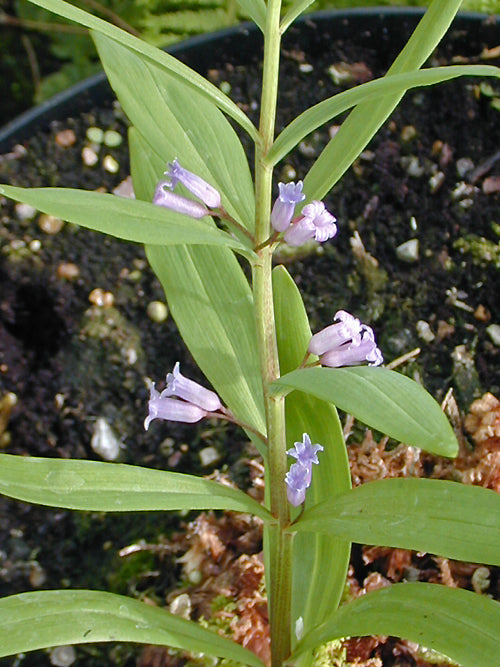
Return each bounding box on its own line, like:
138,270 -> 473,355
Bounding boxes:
453,234 -> 500,270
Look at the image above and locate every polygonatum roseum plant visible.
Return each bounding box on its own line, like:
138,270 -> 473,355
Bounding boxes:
0,0 -> 499,665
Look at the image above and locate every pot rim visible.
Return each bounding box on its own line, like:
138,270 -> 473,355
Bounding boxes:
0,7 -> 497,152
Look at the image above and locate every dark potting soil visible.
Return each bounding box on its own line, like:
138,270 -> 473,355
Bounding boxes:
0,12 -> 499,667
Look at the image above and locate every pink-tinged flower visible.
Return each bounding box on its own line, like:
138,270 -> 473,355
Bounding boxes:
165,159 -> 221,209
287,433 -> 324,469
271,181 -> 306,232
144,384 -> 207,430
284,200 -> 337,246
164,362 -> 222,412
308,310 -> 362,356
309,311 -> 383,368
153,180 -> 210,218
285,433 -> 323,507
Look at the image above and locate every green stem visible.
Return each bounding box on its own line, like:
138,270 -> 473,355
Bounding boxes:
252,1 -> 292,665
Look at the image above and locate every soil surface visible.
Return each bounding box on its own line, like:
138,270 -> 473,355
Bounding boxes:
0,11 -> 499,667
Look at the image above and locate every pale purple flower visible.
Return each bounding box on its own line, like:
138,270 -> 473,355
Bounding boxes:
284,200 -> 337,246
308,310 -> 362,356
164,362 -> 222,412
287,433 -> 324,469
153,180 -> 209,218
309,311 -> 383,368
144,383 -> 207,430
165,159 -> 221,209
271,181 -> 306,232
285,462 -> 311,506
285,433 -> 323,507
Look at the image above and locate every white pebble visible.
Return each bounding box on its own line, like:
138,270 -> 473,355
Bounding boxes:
82,146 -> 99,167
15,203 -> 37,221
103,155 -> 119,173
416,320 -> 435,343
486,324 -> 500,347
169,593 -> 192,619
396,239 -> 419,263
91,417 -> 121,461
50,645 -> 76,667
199,446 -> 220,467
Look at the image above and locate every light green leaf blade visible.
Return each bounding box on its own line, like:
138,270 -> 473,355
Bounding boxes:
268,64 -> 500,167
0,184 -> 250,255
92,32 -> 255,233
273,266 -> 351,645
280,0 -> 316,34
303,0 -> 464,200
293,583 -> 500,667
0,454 -> 271,521
24,0 -> 258,141
293,478 -> 500,566
129,130 -> 266,443
235,0 -> 266,31
0,589 -> 265,666
272,366 -> 458,457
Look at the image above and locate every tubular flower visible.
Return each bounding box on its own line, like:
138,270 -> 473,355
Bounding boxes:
165,158 -> 221,209
270,181 -> 306,232
153,180 -> 210,218
285,433 -> 323,507
309,310 -> 383,368
164,362 -> 222,412
284,200 -> 337,246
144,384 -> 207,430
144,363 -> 223,430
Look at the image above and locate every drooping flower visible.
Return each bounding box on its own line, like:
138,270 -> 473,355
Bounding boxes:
153,180 -> 210,218
285,433 -> 323,507
287,433 -> 324,469
165,158 -> 221,209
164,362 -> 222,412
144,383 -> 207,430
144,363 -> 223,430
285,462 -> 311,507
270,181 -> 306,232
284,200 -> 337,247
309,311 -> 383,368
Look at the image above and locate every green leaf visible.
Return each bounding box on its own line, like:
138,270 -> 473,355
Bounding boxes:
280,0 -> 316,34
303,0 -> 465,200
129,130 -> 266,445
0,454 -> 272,521
293,478 -> 500,566
293,582 -> 500,667
234,0 -> 266,31
24,0 -> 258,141
0,589 -> 265,666
273,266 -> 351,645
267,64 -> 500,167
92,32 -> 255,234
272,366 -> 458,457
0,184 -> 251,256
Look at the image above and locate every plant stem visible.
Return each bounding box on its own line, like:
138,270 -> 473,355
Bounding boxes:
253,1 -> 292,664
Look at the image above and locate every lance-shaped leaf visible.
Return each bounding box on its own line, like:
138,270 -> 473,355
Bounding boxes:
303,0 -> 465,201
272,366 -> 458,457
292,583 -> 500,667
235,0 -> 266,31
291,478 -> 500,566
273,266 -> 351,646
0,454 -> 272,521
0,590 -> 265,666
24,0 -> 258,141
280,0 -> 316,34
0,184 -> 252,257
129,129 -> 266,446
267,64 -> 500,167
92,32 -> 255,234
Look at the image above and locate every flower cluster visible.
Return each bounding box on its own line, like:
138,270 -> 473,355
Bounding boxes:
153,159 -> 221,218
271,181 -> 337,246
144,362 -> 222,430
285,433 -> 324,506
309,310 -> 383,368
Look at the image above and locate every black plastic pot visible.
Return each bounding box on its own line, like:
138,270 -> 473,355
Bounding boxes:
0,8 -> 498,152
